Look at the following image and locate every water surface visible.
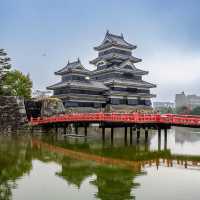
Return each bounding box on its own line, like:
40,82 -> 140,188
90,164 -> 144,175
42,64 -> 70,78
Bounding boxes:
1,127 -> 200,200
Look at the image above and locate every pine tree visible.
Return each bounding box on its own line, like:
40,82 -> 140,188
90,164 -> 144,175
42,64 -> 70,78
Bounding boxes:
0,49 -> 11,94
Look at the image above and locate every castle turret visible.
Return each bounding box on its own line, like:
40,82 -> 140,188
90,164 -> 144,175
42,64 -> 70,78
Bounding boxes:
90,32 -> 156,110
47,59 -> 108,111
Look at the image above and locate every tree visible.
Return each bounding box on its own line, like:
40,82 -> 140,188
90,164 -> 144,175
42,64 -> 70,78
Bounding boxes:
157,106 -> 175,114
3,70 -> 32,99
176,106 -> 191,114
0,49 -> 11,94
190,106 -> 200,115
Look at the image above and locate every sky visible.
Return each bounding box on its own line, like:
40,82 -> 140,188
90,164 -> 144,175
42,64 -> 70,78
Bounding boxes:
1,0 -> 200,102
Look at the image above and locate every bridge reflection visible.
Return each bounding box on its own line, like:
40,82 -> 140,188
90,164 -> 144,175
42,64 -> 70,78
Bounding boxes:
25,136 -> 200,200
32,138 -> 200,171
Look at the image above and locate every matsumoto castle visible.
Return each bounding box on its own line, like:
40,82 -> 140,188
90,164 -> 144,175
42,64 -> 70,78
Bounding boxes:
47,31 -> 156,112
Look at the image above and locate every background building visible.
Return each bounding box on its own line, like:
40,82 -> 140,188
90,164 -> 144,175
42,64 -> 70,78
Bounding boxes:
153,101 -> 175,113
175,92 -> 200,109
153,101 -> 175,109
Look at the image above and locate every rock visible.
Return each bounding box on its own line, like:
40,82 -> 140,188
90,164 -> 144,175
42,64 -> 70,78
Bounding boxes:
40,97 -> 65,117
25,97 -> 65,118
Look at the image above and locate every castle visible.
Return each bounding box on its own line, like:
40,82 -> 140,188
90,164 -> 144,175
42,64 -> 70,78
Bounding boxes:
47,31 -> 156,112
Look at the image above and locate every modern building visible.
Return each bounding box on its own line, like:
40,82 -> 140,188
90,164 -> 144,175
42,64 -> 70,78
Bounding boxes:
175,92 -> 188,108
175,92 -> 200,109
47,31 -> 156,112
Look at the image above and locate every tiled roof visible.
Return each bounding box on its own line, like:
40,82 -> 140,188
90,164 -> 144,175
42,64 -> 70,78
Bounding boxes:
94,31 -> 136,50
55,94 -> 106,103
118,67 -> 148,75
104,78 -> 156,88
91,65 -> 148,76
90,53 -> 141,64
109,91 -> 156,98
47,80 -> 109,91
55,59 -> 89,75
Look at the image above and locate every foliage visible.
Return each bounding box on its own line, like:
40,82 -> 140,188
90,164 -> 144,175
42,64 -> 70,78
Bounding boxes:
0,49 -> 11,95
0,138 -> 32,200
190,106 -> 200,115
3,70 -> 32,99
157,106 -> 175,114
176,106 -> 191,114
176,106 -> 200,115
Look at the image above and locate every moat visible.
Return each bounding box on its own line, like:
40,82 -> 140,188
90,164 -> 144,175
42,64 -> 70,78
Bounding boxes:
1,127 -> 200,200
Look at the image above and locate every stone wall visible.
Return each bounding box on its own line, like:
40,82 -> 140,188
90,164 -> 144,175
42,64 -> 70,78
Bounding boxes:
0,96 -> 27,131
105,104 -> 154,113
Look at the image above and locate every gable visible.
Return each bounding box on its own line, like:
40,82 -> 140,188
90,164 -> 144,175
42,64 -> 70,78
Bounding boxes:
119,60 -> 136,70
124,65 -> 133,70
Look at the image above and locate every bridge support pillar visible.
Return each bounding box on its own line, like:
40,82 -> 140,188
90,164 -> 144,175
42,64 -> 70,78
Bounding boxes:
145,128 -> 148,142
124,127 -> 128,145
31,126 -> 34,134
63,124 -> 67,135
55,124 -> 58,134
164,129 -> 167,150
130,127 -> 133,144
102,127 -> 105,142
75,125 -> 78,135
84,126 -> 88,137
111,127 -> 114,145
158,128 -> 161,151
137,128 -> 140,143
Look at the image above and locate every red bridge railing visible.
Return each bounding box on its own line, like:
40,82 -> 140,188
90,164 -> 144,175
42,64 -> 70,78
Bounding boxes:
30,113 -> 200,127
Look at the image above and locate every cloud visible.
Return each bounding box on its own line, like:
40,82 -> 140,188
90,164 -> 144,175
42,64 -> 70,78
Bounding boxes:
141,47 -> 200,101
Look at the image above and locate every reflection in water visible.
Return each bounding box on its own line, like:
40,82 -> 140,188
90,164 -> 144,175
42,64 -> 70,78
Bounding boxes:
0,127 -> 200,199
0,136 -> 32,200
92,166 -> 140,200
56,157 -> 141,200
32,140 -> 142,200
150,127 -> 200,155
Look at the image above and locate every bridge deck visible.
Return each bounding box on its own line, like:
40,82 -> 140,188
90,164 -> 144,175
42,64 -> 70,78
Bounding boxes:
30,113 -> 200,128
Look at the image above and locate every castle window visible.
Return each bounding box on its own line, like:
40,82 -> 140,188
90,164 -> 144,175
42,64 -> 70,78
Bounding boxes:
97,61 -> 105,67
124,65 -> 133,70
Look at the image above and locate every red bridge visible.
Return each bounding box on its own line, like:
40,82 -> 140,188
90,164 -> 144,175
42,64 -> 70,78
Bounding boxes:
30,113 -> 200,128
30,113 -> 200,145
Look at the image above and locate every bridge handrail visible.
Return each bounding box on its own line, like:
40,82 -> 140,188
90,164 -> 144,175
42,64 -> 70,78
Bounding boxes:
30,113 -> 200,126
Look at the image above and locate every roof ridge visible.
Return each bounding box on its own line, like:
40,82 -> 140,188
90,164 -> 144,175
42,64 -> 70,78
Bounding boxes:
107,32 -> 123,39
67,58 -> 81,65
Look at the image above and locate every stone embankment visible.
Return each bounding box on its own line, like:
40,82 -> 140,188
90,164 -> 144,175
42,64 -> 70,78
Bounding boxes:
0,96 -> 27,132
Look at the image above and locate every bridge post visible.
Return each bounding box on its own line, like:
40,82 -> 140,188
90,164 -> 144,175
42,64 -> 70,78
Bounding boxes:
111,127 -> 114,145
55,124 -> 58,134
137,128 -> 140,143
164,129 -> 167,150
75,125 -> 78,135
63,123 -> 67,135
102,127 -> 105,142
31,126 -> 34,134
124,127 -> 128,145
145,142 -> 148,151
130,127 -> 133,144
145,128 -> 148,142
84,126 -> 87,137
158,128 -> 161,151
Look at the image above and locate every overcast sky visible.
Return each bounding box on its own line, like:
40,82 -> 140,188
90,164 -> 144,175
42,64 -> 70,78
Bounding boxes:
1,0 -> 200,102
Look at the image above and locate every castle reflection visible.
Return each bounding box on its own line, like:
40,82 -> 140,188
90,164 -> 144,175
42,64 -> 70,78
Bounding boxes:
1,130 -> 200,200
